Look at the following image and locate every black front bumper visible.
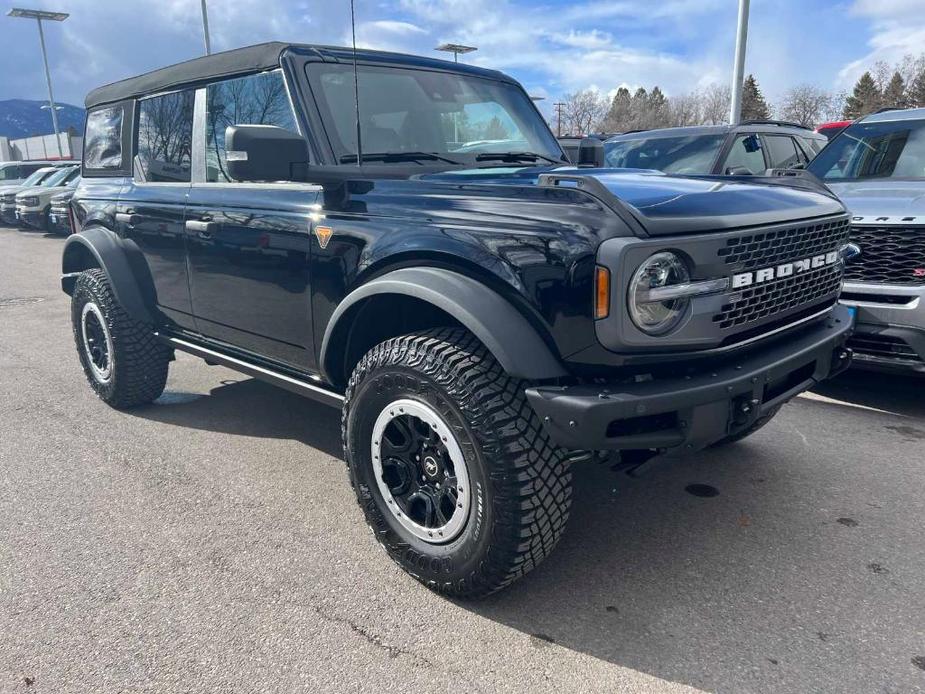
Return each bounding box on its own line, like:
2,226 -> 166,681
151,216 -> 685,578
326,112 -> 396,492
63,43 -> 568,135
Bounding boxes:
0,206 -> 17,225
527,305 -> 854,453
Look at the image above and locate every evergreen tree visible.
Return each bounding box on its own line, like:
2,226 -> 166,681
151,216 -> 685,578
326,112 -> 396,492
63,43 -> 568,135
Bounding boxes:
741,74 -> 771,120
882,71 -> 907,109
648,86 -> 669,127
843,71 -> 881,119
910,70 -> 925,108
601,87 -> 632,132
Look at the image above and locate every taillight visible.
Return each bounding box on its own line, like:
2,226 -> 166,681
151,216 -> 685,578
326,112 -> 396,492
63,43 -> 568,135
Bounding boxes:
594,265 -> 610,319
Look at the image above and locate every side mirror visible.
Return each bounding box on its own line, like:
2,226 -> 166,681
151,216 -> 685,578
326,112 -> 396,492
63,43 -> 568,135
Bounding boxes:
225,125 -> 309,182
576,137 -> 605,168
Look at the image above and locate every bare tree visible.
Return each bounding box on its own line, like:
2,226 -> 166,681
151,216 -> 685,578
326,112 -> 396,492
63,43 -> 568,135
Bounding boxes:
667,93 -> 702,126
700,84 -> 731,125
777,84 -> 833,127
561,89 -> 608,136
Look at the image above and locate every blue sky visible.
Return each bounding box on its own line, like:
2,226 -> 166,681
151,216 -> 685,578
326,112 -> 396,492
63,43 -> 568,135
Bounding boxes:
0,0 -> 923,123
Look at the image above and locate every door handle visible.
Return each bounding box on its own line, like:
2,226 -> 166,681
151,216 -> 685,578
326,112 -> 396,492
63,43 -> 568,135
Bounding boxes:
115,212 -> 140,226
185,219 -> 219,238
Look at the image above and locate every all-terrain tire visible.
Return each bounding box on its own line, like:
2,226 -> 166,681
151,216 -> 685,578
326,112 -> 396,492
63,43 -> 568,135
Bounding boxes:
71,268 -> 170,408
710,405 -> 782,448
342,328 -> 572,598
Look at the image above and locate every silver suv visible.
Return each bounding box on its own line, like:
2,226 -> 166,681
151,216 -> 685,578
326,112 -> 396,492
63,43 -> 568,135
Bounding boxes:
808,108 -> 925,373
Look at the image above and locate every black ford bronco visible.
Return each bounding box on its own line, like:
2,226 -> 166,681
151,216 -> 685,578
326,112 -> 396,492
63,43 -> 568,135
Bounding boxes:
63,42 -> 854,597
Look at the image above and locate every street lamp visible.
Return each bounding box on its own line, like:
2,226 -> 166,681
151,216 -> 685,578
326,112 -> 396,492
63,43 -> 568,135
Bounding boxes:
200,0 -> 211,55
7,7 -> 68,158
435,43 -> 477,63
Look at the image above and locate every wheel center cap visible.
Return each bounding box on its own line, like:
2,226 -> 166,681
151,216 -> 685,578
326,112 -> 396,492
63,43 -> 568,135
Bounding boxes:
422,455 -> 440,478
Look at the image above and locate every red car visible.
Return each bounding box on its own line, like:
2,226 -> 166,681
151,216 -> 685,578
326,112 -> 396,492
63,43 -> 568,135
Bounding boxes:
815,120 -> 853,140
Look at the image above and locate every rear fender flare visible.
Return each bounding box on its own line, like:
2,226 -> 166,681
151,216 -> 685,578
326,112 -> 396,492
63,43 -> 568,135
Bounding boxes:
61,226 -> 155,324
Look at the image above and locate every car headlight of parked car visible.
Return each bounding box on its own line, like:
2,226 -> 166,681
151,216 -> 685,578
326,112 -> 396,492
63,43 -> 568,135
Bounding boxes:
19,196 -> 39,207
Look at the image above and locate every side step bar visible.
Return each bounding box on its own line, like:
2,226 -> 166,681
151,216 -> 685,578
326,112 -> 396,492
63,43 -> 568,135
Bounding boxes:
158,335 -> 344,408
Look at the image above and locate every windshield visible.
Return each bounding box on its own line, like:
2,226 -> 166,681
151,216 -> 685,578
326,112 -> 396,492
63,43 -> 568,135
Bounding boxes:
808,119 -> 925,180
604,134 -> 726,174
306,63 -> 564,166
42,167 -> 77,187
20,168 -> 54,187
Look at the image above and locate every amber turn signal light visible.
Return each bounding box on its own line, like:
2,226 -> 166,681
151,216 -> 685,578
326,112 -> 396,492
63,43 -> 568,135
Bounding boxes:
594,266 -> 610,319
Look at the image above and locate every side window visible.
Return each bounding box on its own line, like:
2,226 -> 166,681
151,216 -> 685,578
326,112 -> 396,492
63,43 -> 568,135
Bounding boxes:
797,135 -> 823,160
765,135 -> 802,168
84,105 -> 124,169
724,134 -> 766,174
205,71 -> 298,182
136,90 -> 194,183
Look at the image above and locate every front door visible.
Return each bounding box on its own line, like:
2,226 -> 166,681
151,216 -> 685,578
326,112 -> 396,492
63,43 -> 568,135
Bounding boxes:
184,69 -> 319,371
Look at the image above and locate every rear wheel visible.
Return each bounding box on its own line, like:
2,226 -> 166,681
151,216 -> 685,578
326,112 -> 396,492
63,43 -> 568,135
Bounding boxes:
342,328 -> 572,598
71,269 -> 171,408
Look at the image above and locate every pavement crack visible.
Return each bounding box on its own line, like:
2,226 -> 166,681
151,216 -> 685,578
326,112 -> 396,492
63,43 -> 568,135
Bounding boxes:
312,605 -> 434,667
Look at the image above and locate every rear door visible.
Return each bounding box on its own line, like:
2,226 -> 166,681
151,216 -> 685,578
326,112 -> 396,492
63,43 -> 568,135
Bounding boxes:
116,89 -> 195,330
184,70 -> 320,371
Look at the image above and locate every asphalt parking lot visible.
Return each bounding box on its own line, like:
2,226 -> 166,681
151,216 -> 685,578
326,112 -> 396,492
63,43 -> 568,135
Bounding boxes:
1,227 -> 924,693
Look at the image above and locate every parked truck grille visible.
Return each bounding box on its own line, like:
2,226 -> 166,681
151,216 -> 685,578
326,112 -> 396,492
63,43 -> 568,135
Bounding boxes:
843,225 -> 925,285
711,217 -> 848,332
718,217 -> 850,270
713,264 -> 842,330
847,334 -> 924,364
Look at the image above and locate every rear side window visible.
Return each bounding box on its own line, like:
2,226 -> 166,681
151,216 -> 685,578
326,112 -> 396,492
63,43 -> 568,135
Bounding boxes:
765,135 -> 801,168
136,90 -> 194,183
84,106 -> 124,169
204,70 -> 298,182
797,135 -> 824,158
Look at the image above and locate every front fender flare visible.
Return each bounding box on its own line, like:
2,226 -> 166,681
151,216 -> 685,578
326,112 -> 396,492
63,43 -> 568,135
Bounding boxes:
61,227 -> 155,324
321,267 -> 568,383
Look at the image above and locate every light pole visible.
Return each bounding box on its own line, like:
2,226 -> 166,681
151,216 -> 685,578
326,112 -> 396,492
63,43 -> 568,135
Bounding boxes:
728,0 -> 750,124
435,43 -> 477,63
7,7 -> 68,158
200,0 -> 211,55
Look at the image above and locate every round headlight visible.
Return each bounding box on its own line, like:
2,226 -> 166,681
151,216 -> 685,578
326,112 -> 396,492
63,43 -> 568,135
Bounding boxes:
628,251 -> 691,335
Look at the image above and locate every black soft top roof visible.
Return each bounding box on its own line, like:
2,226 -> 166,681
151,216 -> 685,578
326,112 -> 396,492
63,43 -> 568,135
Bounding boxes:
85,41 -> 512,109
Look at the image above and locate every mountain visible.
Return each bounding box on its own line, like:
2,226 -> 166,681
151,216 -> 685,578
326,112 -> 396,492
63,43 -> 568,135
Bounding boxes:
0,99 -> 85,139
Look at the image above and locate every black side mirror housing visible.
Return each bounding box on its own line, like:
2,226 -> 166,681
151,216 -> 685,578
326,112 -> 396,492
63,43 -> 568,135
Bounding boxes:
576,137 -> 605,168
225,125 -> 309,182
557,136 -> 605,167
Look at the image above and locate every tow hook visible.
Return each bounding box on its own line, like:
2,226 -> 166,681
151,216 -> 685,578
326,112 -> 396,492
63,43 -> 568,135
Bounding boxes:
732,395 -> 759,425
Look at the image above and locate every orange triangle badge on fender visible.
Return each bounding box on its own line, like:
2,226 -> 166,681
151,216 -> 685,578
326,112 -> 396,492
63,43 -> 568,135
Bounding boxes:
314,225 -> 333,249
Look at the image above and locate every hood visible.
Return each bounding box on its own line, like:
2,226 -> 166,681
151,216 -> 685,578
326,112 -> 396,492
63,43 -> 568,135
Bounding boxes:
15,185 -> 53,198
422,167 -> 845,235
823,180 -> 925,221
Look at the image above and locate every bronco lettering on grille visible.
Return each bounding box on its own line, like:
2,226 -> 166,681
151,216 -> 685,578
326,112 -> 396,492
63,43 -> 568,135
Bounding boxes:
731,251 -> 839,289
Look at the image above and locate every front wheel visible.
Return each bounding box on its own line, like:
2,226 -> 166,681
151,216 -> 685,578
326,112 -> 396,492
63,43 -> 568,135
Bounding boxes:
342,328 -> 572,598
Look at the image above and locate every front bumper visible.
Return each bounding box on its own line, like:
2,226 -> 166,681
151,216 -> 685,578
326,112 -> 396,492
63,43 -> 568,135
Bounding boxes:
526,304 -> 853,453
0,204 -> 17,225
15,208 -> 45,229
47,209 -> 71,234
840,281 -> 925,373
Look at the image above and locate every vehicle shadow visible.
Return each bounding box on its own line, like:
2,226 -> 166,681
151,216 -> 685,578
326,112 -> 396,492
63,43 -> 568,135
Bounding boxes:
128,370 -> 921,691
132,377 -> 343,458
811,367 -> 925,418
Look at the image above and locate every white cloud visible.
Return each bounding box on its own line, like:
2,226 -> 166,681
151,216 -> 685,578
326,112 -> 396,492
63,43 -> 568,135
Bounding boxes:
837,0 -> 925,88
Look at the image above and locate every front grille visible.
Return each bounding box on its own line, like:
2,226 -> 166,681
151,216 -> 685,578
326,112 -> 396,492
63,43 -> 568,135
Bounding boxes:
718,217 -> 850,270
711,216 -> 849,333
713,264 -> 842,330
1,194 -> 15,205
844,225 -> 925,285
847,334 -> 924,363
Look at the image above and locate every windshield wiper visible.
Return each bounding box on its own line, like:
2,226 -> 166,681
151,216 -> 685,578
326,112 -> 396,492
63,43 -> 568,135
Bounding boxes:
475,151 -> 563,166
339,151 -> 462,165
